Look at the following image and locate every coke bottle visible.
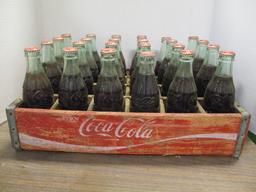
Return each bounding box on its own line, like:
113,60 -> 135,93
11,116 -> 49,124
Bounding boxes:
23,47 -> 54,108
130,38 -> 149,74
59,47 -> 88,110
41,40 -> 62,94
192,39 -> 209,77
196,44 -> 220,97
204,51 -> 236,113
130,42 -> 151,87
81,37 -> 99,82
155,37 -> 169,76
105,41 -> 125,77
73,40 -> 94,94
131,51 -> 159,112
157,39 -> 177,84
61,33 -> 72,47
53,36 -> 64,71
187,36 -> 199,55
161,43 -> 185,96
167,50 -> 197,113
94,48 -> 124,111
110,37 -> 126,74
86,33 -> 101,71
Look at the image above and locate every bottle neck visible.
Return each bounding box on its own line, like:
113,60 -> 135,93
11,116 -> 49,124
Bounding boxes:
77,47 -> 88,66
175,57 -> 193,78
100,55 -> 117,77
63,37 -> 72,47
215,56 -> 233,77
204,49 -> 219,66
160,40 -> 166,60
26,53 -> 44,74
85,43 -> 94,58
91,38 -> 97,52
196,44 -> 207,59
54,41 -> 64,57
187,39 -> 198,54
170,49 -> 181,65
41,45 -> 55,64
63,55 -> 80,76
164,44 -> 172,59
138,57 -> 155,75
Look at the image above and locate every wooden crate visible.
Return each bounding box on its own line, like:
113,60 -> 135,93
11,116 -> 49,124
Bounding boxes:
6,76 -> 251,158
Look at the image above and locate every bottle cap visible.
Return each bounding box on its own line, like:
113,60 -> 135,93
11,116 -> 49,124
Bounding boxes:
111,34 -> 121,40
138,38 -> 149,43
105,41 -> 118,47
24,46 -> 40,53
140,51 -> 155,58
173,43 -> 185,49
180,49 -> 193,56
41,40 -> 53,45
110,38 -> 120,44
208,44 -> 220,50
137,35 -> 147,40
220,50 -> 236,57
139,42 -> 151,48
161,36 -> 172,43
61,33 -> 71,38
166,39 -> 178,45
53,36 -> 64,41
63,47 -> 78,53
188,36 -> 199,40
73,40 -> 85,47
86,33 -> 96,38
101,48 -> 117,55
81,37 -> 92,42
198,39 -> 209,45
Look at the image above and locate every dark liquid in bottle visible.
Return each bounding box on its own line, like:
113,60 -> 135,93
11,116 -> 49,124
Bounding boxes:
204,75 -> 235,113
130,52 -> 137,74
161,64 -> 177,96
158,58 -> 170,84
154,60 -> 161,76
59,74 -> 88,110
79,65 -> 94,94
23,73 -> 54,109
192,58 -> 204,77
42,62 -> 62,93
195,65 -> 217,97
120,51 -> 126,74
55,56 -> 64,72
92,51 -> 101,71
167,76 -> 198,113
131,74 -> 159,112
89,66 -> 99,82
94,76 -> 124,111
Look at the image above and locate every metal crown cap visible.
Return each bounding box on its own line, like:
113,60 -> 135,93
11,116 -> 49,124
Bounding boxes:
73,40 -> 85,47
63,47 -> 78,53
173,43 -> 185,49
24,46 -> 40,53
111,34 -> 121,39
101,48 -> 117,55
61,33 -> 71,38
208,44 -> 220,50
220,50 -> 236,57
41,40 -> 53,45
198,39 -> 209,45
188,36 -> 199,40
140,51 -> 155,58
53,36 -> 64,41
180,49 -> 193,56
86,33 -> 96,38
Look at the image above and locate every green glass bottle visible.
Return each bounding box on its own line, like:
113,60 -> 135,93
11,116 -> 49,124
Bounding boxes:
187,36 -> 199,55
161,43 -> 185,96
204,51 -> 236,113
61,33 -> 72,47
41,40 -> 62,94
192,39 -> 209,77
131,51 -> 159,112
94,48 -> 124,111
167,50 -> 198,113
196,44 -> 220,97
73,40 -> 94,94
53,36 -> 65,71
81,37 -> 99,82
86,33 -> 101,71
59,47 -> 88,110
23,47 -> 54,108
157,39 -> 177,84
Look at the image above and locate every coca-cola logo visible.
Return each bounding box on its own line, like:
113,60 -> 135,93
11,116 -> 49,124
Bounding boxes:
79,117 -> 154,139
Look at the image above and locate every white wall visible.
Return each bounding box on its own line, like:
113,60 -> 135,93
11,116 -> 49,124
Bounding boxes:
0,0 -> 41,122
210,0 -> 256,134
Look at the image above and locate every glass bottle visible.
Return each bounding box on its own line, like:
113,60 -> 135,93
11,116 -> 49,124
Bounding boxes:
41,40 -> 62,94
23,47 -> 54,109
105,41 -> 125,77
204,51 -> 236,113
94,48 -> 124,111
73,40 -> 94,94
187,36 -> 199,55
81,37 -> 99,82
61,33 -> 72,47
131,51 -> 159,112
59,47 -> 88,110
196,44 -> 220,97
155,37 -> 170,75
161,43 -> 185,96
130,42 -> 151,87
53,36 -> 64,71
158,39 -> 177,84
130,38 -> 149,74
192,39 -> 209,77
86,33 -> 101,71
110,37 -> 126,74
167,50 -> 198,113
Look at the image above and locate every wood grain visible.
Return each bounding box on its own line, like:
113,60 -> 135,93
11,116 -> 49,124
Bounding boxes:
0,122 -> 256,192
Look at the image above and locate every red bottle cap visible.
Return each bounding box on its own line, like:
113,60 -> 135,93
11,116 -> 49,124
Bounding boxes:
63,47 -> 78,53
105,41 -> 118,47
111,34 -> 121,40
198,39 -> 209,45
138,38 -> 149,43
137,35 -> 147,40
161,36 -> 172,42
188,36 -> 199,40
173,43 -> 185,49
220,50 -> 236,57
72,40 -> 85,46
81,37 -> 92,43
86,33 -> 96,38
53,36 -> 64,41
180,49 -> 193,56
61,33 -> 71,38
140,51 -> 155,57
41,40 -> 53,45
139,42 -> 151,48
101,48 -> 117,55
110,38 -> 120,43
24,46 -> 40,52
208,44 -> 220,49
166,39 -> 177,45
